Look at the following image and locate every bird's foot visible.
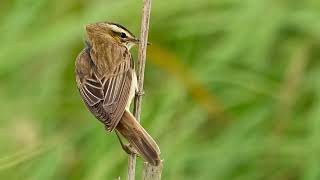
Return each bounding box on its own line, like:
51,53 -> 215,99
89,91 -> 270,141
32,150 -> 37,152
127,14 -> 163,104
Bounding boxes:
115,130 -> 138,155
122,143 -> 138,155
135,90 -> 145,97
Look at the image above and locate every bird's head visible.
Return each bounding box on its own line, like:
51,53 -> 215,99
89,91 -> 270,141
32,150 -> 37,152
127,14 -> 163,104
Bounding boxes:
86,22 -> 139,50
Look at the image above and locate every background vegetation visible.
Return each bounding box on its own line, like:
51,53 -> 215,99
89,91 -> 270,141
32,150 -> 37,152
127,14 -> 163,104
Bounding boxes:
1,0 -> 320,179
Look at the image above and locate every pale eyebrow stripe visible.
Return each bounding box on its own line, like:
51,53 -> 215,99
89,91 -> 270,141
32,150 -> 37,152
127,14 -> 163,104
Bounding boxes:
109,24 -> 134,38
109,25 -> 126,34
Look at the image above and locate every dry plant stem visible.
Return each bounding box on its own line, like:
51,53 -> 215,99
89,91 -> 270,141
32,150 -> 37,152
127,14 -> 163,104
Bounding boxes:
127,155 -> 136,180
142,162 -> 163,180
127,0 -> 152,180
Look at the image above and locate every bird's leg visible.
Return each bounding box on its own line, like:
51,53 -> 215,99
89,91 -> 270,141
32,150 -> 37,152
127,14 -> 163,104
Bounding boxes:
115,130 -> 138,155
135,83 -> 144,97
133,71 -> 144,97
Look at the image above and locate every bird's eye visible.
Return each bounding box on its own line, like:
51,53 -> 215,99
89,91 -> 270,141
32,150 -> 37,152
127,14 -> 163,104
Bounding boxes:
120,32 -> 127,38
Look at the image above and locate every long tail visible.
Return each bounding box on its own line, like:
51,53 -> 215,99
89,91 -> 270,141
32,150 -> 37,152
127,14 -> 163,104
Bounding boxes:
116,110 -> 161,166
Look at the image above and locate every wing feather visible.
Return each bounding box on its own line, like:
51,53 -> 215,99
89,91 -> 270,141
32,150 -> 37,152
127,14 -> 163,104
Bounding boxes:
104,70 -> 132,131
75,45 -> 133,131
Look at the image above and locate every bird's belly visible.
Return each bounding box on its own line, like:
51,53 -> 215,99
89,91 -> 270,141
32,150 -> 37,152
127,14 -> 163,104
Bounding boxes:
126,70 -> 137,110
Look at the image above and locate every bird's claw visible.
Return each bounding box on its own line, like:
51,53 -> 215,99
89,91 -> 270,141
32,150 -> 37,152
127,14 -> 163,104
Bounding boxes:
122,143 -> 138,155
115,130 -> 138,155
135,90 -> 145,97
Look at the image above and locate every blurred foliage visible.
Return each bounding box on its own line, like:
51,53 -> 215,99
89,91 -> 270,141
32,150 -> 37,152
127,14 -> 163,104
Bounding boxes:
1,0 -> 320,179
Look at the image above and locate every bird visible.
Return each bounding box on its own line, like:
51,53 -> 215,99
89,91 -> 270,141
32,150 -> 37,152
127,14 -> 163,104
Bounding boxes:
75,22 -> 160,166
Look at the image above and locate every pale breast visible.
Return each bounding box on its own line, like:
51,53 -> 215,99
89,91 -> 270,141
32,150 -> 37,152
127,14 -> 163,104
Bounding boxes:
126,70 -> 137,110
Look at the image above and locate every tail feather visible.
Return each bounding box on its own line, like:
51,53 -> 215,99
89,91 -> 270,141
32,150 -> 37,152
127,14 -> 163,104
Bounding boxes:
116,110 -> 161,166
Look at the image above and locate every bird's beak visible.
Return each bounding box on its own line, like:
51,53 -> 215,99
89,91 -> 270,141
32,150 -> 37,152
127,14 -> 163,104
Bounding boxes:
134,38 -> 151,45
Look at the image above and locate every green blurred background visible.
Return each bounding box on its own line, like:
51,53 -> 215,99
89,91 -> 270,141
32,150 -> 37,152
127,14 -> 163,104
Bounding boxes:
1,0 -> 320,179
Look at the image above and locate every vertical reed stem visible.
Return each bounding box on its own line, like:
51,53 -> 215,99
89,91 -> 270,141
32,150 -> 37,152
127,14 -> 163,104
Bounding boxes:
127,0 -> 157,179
